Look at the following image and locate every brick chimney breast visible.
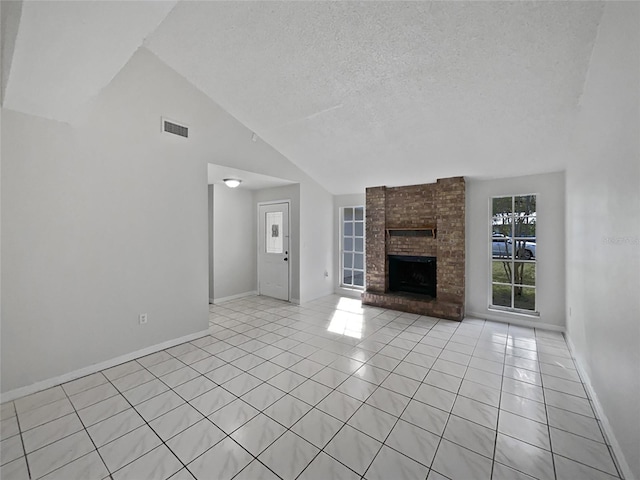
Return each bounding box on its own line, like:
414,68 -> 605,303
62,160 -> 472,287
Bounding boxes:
362,177 -> 465,321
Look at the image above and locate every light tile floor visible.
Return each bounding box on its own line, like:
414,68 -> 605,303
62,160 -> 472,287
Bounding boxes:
0,295 -> 624,480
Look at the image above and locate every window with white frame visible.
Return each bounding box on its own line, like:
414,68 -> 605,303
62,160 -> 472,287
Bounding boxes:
341,206 -> 365,288
490,195 -> 537,313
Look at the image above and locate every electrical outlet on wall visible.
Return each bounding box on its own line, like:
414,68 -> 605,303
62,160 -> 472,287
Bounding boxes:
139,313 -> 148,325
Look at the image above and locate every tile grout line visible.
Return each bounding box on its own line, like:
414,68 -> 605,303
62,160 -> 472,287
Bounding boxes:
57,381 -> 114,480
489,321 -> 507,480
61,357 -> 206,478
537,328 -> 559,480
491,325 -> 550,480
13,405 -> 33,480
100,357 -> 215,479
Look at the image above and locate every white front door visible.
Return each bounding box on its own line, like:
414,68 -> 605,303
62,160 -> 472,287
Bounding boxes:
258,202 -> 289,301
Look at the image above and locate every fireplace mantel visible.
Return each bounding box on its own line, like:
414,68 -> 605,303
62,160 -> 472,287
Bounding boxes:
386,227 -> 436,239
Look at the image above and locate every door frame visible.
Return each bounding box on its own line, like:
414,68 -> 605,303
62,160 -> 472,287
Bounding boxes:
257,199 -> 291,302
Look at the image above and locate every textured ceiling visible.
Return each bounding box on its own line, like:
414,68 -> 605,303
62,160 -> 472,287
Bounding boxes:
145,1 -> 604,194
4,1 -> 604,194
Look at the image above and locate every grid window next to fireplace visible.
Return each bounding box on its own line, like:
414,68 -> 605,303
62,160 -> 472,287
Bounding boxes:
388,255 -> 437,298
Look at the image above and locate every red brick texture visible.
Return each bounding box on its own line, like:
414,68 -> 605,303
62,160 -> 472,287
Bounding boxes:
365,186 -> 387,293
362,177 -> 466,321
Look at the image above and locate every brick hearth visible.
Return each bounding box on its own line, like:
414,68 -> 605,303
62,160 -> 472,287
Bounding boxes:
361,177 -> 465,321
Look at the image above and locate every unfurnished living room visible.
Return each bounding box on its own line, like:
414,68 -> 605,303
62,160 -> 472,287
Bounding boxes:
1,1 -> 639,480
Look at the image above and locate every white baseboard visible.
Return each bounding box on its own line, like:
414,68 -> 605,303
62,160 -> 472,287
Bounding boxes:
1,329 -> 210,404
300,289 -> 335,304
466,310 -> 565,332
213,290 -> 258,304
566,338 -> 634,480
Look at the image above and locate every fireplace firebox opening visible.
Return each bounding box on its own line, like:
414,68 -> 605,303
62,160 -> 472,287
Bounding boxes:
388,255 -> 437,298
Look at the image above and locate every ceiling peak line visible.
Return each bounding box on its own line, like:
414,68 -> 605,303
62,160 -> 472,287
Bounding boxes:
263,104 -> 344,132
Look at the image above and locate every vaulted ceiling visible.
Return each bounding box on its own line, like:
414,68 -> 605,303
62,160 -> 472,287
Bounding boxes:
2,1 -> 604,194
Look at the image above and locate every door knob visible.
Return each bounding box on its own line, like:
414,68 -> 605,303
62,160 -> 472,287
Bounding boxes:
284,257 -> 288,261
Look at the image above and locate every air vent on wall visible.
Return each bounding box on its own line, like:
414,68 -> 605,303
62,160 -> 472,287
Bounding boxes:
162,117 -> 189,138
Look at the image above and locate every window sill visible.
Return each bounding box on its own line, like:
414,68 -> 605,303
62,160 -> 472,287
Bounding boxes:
339,285 -> 365,292
488,306 -> 540,318
337,286 -> 365,298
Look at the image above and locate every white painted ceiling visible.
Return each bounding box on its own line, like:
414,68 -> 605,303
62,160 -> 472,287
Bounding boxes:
208,163 -> 295,191
3,0 -> 177,123
4,1 -> 604,194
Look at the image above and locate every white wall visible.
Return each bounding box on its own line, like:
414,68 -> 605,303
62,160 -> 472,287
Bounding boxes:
1,103 -> 209,394
299,181 -> 335,303
212,184 -> 256,301
1,47 -> 332,394
565,3 -> 640,478
466,172 -> 566,329
333,193 -> 366,297
254,184 -> 301,302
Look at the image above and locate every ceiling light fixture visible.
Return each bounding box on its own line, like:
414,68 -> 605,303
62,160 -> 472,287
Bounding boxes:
223,178 -> 242,188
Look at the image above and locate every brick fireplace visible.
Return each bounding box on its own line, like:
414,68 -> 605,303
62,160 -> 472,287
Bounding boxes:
361,177 -> 465,321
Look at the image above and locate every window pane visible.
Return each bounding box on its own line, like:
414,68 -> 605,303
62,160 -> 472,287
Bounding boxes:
514,262 -> 535,286
344,208 -> 353,221
515,195 -> 536,215
265,212 -> 283,253
344,222 -> 353,236
354,253 -> 363,269
515,216 -> 536,237
514,239 -> 536,260
492,261 -> 512,283
341,206 -> 365,289
492,197 -> 512,216
344,237 -> 353,252
492,284 -> 512,307
492,219 -> 513,238
492,238 -> 513,259
514,286 -> 536,311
